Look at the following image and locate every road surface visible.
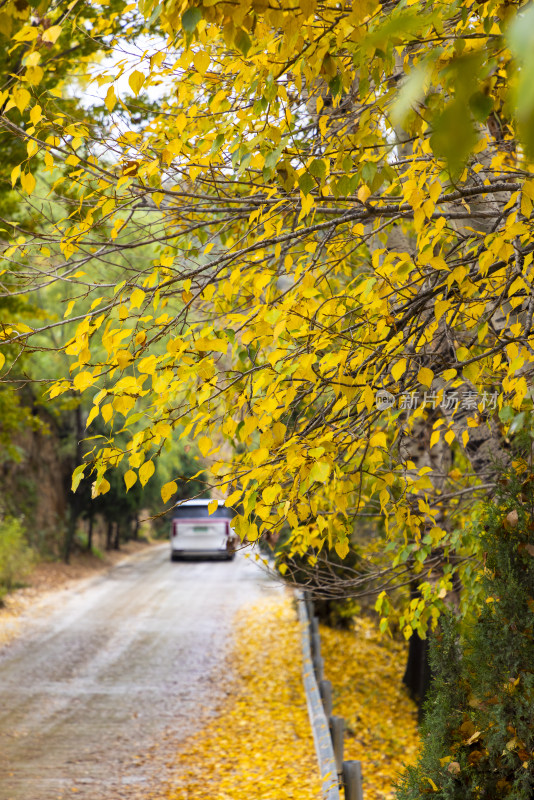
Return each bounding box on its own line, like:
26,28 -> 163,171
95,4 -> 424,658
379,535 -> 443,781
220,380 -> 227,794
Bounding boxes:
0,544 -> 279,800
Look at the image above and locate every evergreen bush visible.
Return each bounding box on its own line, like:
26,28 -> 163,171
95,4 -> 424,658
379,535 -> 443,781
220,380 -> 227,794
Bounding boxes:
396,467 -> 534,800
0,515 -> 34,602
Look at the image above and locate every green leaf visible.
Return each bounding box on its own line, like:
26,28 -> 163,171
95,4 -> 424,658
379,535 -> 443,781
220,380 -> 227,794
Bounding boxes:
264,147 -> 283,171
391,63 -> 429,127
182,7 -> 202,33
499,406 -> 514,424
430,100 -> 477,178
468,91 -> 493,123
234,28 -> 251,56
507,4 -> 534,157
328,74 -> 343,97
298,172 -> 315,196
210,133 -> 225,154
309,159 -> 326,179
71,465 -> 85,493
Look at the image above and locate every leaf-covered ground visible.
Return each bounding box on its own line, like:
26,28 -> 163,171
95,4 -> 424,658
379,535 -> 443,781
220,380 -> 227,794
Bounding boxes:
321,617 -> 420,800
161,594 -> 322,800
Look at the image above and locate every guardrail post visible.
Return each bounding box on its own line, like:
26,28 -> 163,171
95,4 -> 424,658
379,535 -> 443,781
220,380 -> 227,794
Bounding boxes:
330,715 -> 344,775
319,678 -> 333,717
342,760 -> 363,800
312,631 -> 322,661
304,591 -> 314,619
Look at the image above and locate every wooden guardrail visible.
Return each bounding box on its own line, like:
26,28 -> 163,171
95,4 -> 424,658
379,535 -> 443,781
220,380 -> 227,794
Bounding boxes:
298,593 -> 364,800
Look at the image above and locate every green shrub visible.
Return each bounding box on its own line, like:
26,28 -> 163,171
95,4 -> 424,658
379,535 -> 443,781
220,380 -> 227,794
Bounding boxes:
396,468 -> 534,800
0,516 -> 34,601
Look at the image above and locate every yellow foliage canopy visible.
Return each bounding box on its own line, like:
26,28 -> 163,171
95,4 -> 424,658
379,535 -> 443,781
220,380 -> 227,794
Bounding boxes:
2,0 -> 534,625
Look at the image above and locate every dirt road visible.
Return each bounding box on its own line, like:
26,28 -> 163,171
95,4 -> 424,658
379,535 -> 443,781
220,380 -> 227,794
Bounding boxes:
0,545 -> 279,800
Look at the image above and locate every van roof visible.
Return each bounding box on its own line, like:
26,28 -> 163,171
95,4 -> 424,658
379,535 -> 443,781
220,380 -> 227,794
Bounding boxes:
174,499 -> 213,506
172,498 -> 233,520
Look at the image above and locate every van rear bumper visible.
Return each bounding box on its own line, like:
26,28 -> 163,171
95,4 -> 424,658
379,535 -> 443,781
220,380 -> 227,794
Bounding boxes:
171,548 -> 234,561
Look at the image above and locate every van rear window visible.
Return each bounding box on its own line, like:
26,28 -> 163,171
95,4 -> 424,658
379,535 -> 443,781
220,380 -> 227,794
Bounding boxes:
172,505 -> 233,520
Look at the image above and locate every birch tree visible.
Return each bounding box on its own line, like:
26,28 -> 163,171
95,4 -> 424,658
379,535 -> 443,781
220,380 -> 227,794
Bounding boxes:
2,0 -> 534,632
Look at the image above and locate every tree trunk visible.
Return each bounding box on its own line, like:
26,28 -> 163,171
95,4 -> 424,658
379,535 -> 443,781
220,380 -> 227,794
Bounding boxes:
113,521 -> 120,550
63,404 -> 84,564
63,507 -> 76,565
403,632 -> 432,719
106,519 -> 113,551
87,513 -> 94,553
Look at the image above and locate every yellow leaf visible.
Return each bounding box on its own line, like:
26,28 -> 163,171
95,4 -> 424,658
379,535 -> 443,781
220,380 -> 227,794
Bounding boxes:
262,484 -> 281,504
27,54 -> 42,68
462,430 -> 469,447
391,359 -> 406,382
225,490 -> 242,507
25,65 -> 43,86
193,50 -> 210,74
161,480 -> 177,503
72,466 -> 85,492
208,499 -> 218,514
20,172 -> 36,195
198,435 -> 211,457
139,460 -> 155,486
86,405 -> 99,428
124,469 -> 138,491
73,371 -> 94,392
370,431 -> 387,448
445,430 -> 455,445
92,478 -> 110,498
116,350 -> 133,369
246,522 -> 259,541
30,105 -> 42,125
138,355 -> 157,374
335,540 -> 349,559
13,25 -> 39,41
12,86 -> 30,112
49,381 -> 70,399
195,337 -> 228,353
11,165 -> 20,187
113,395 -> 136,416
0,352 -> 5,370
128,70 -> 145,96
430,430 -> 440,449
105,86 -> 116,112
15,323 -> 33,333
309,461 -> 331,483
42,25 -> 62,43
357,184 -> 371,203
435,299 -> 449,321
362,385 -> 374,411
130,288 -> 145,309
417,367 -> 434,388
63,299 -> 75,318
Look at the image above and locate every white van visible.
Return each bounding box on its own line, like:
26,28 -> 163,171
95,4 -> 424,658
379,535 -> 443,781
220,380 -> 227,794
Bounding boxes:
170,499 -> 237,561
